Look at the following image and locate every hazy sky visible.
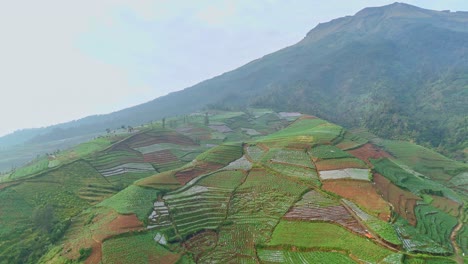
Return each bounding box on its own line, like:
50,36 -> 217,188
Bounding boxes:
1,1 -> 467,137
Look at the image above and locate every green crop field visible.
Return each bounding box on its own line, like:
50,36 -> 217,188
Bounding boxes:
102,231 -> 181,263
197,170 -> 246,189
262,148 -> 315,168
268,221 -> 393,263
196,143 -> 243,165
98,184 -> 159,221
257,249 -> 356,264
371,158 -> 461,202
10,157 -> 49,180
413,203 -> 458,252
309,145 -> 353,160
379,140 -> 467,182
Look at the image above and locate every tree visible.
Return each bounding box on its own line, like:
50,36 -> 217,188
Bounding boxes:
162,118 -> 166,128
204,112 -> 209,126
32,204 -> 55,233
106,128 -> 111,134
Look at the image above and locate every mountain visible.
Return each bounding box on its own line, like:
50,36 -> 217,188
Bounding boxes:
1,2 -> 467,170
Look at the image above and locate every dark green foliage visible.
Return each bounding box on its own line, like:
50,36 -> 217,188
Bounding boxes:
32,204 -> 55,233
78,247 -> 92,261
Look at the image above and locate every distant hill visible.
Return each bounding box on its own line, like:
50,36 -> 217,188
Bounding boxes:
1,2 -> 466,163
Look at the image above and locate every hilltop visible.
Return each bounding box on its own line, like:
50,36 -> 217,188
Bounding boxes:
0,109 -> 466,263
0,2 -> 466,173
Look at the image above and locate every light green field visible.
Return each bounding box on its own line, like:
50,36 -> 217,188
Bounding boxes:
268,221 -> 393,263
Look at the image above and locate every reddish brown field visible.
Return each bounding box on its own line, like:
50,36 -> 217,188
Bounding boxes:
127,132 -> 195,148
322,179 -> 391,220
347,143 -> 392,165
63,211 -> 144,264
143,150 -> 178,164
284,205 -> 366,235
184,231 -> 218,261
315,158 -> 368,171
374,173 -> 421,226
430,195 -> 460,217
175,162 -> 223,185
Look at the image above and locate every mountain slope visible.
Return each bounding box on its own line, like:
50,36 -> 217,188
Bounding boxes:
1,2 -> 467,163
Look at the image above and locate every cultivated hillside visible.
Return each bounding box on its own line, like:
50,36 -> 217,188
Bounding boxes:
0,109 -> 466,263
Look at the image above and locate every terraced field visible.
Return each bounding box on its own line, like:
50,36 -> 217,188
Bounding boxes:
283,190 -> 366,235
258,249 -> 355,264
268,221 -> 393,263
1,109 -> 465,264
318,168 -> 370,181
322,179 -> 391,220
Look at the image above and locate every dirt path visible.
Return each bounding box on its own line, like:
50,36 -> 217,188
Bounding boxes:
450,205 -> 464,264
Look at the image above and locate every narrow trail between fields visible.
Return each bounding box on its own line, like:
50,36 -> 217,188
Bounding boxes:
450,205 -> 464,264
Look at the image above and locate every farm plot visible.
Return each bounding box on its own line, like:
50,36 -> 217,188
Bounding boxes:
373,173 -> 421,226
98,162 -> 156,177
199,224 -> 259,263
102,231 -> 181,264
309,145 -> 353,160
322,180 -> 390,220
245,145 -> 266,162
457,225 -> 468,255
126,131 -> 195,149
135,142 -> 197,155
268,221 -> 393,263
266,163 -> 320,186
257,249 -> 355,264
334,131 -> 368,151
429,195 -> 460,217
319,168 -> 369,181
196,143 -> 243,165
136,170 -> 182,190
147,201 -> 172,230
89,150 -> 144,170
241,128 -> 261,136
10,157 -> 49,179
283,190 -> 366,235
174,162 -> 223,185
347,143 -> 392,165
205,169 -> 309,261
98,184 -> 158,221
413,203 -> 457,252
183,230 -> 218,262
60,207 -> 145,262
394,217 -> 452,255
11,161 -> 113,221
209,124 -> 233,133
222,155 -> 252,171
342,199 -> 400,246
262,148 -> 315,168
142,150 -> 178,164
198,171 -> 246,189
379,140 -> 467,183
371,158 -> 460,202
314,157 -> 368,171
163,185 -> 233,239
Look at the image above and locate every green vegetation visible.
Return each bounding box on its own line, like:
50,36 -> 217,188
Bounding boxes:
309,145 -> 352,160
257,249 -> 356,263
98,185 -> 159,221
10,157 -> 49,180
102,231 -> 180,263
379,140 -> 467,182
0,109 -> 465,263
371,158 -> 460,201
413,204 -> 457,252
196,143 -> 243,165
268,221 -> 393,263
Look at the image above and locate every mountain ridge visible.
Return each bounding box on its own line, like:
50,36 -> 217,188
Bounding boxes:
1,2 -> 466,167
